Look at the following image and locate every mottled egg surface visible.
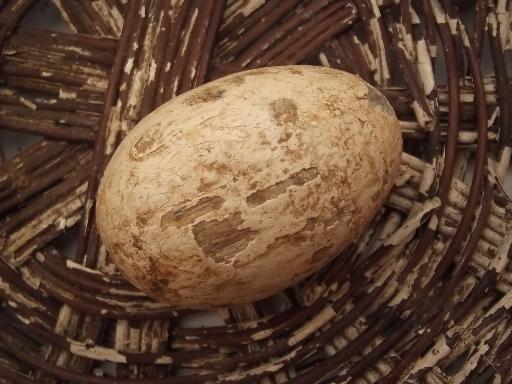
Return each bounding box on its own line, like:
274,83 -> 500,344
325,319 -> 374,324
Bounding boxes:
96,65 -> 402,309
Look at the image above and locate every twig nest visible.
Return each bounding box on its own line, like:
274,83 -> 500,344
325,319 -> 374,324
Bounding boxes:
96,66 -> 402,309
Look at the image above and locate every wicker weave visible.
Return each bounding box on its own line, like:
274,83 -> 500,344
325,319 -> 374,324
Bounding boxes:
0,0 -> 511,382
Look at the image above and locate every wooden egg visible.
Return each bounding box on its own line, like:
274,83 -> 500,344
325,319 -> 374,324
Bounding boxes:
96,65 -> 402,309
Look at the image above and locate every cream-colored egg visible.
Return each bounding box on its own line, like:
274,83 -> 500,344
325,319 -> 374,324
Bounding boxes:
96,65 -> 402,309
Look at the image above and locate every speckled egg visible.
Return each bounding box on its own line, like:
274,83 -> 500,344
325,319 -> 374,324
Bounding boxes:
96,65 -> 402,309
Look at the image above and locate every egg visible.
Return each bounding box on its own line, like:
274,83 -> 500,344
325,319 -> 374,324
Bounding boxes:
96,65 -> 402,309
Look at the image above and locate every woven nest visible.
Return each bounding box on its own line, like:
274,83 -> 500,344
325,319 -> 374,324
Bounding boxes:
0,0 -> 511,382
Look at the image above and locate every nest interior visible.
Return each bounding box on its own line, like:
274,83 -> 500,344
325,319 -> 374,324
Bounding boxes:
0,0 -> 512,383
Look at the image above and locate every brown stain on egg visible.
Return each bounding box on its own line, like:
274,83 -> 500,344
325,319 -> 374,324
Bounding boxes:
129,129 -> 165,161
145,257 -> 179,297
197,178 -> 218,193
135,207 -> 160,227
381,167 -> 390,188
286,67 -> 304,75
110,242 -> 124,258
136,213 -> 149,227
160,196 -> 225,229
310,245 -> 335,270
184,86 -> 225,105
192,213 -> 259,264
205,160 -> 232,176
131,235 -> 144,251
278,130 -> 293,143
246,167 -> 319,207
323,95 -> 344,116
225,76 -> 245,86
324,197 -> 343,229
234,216 -> 319,270
270,98 -> 298,126
258,131 -> 271,146
303,217 -> 318,232
135,137 -> 154,153
312,245 -> 334,260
